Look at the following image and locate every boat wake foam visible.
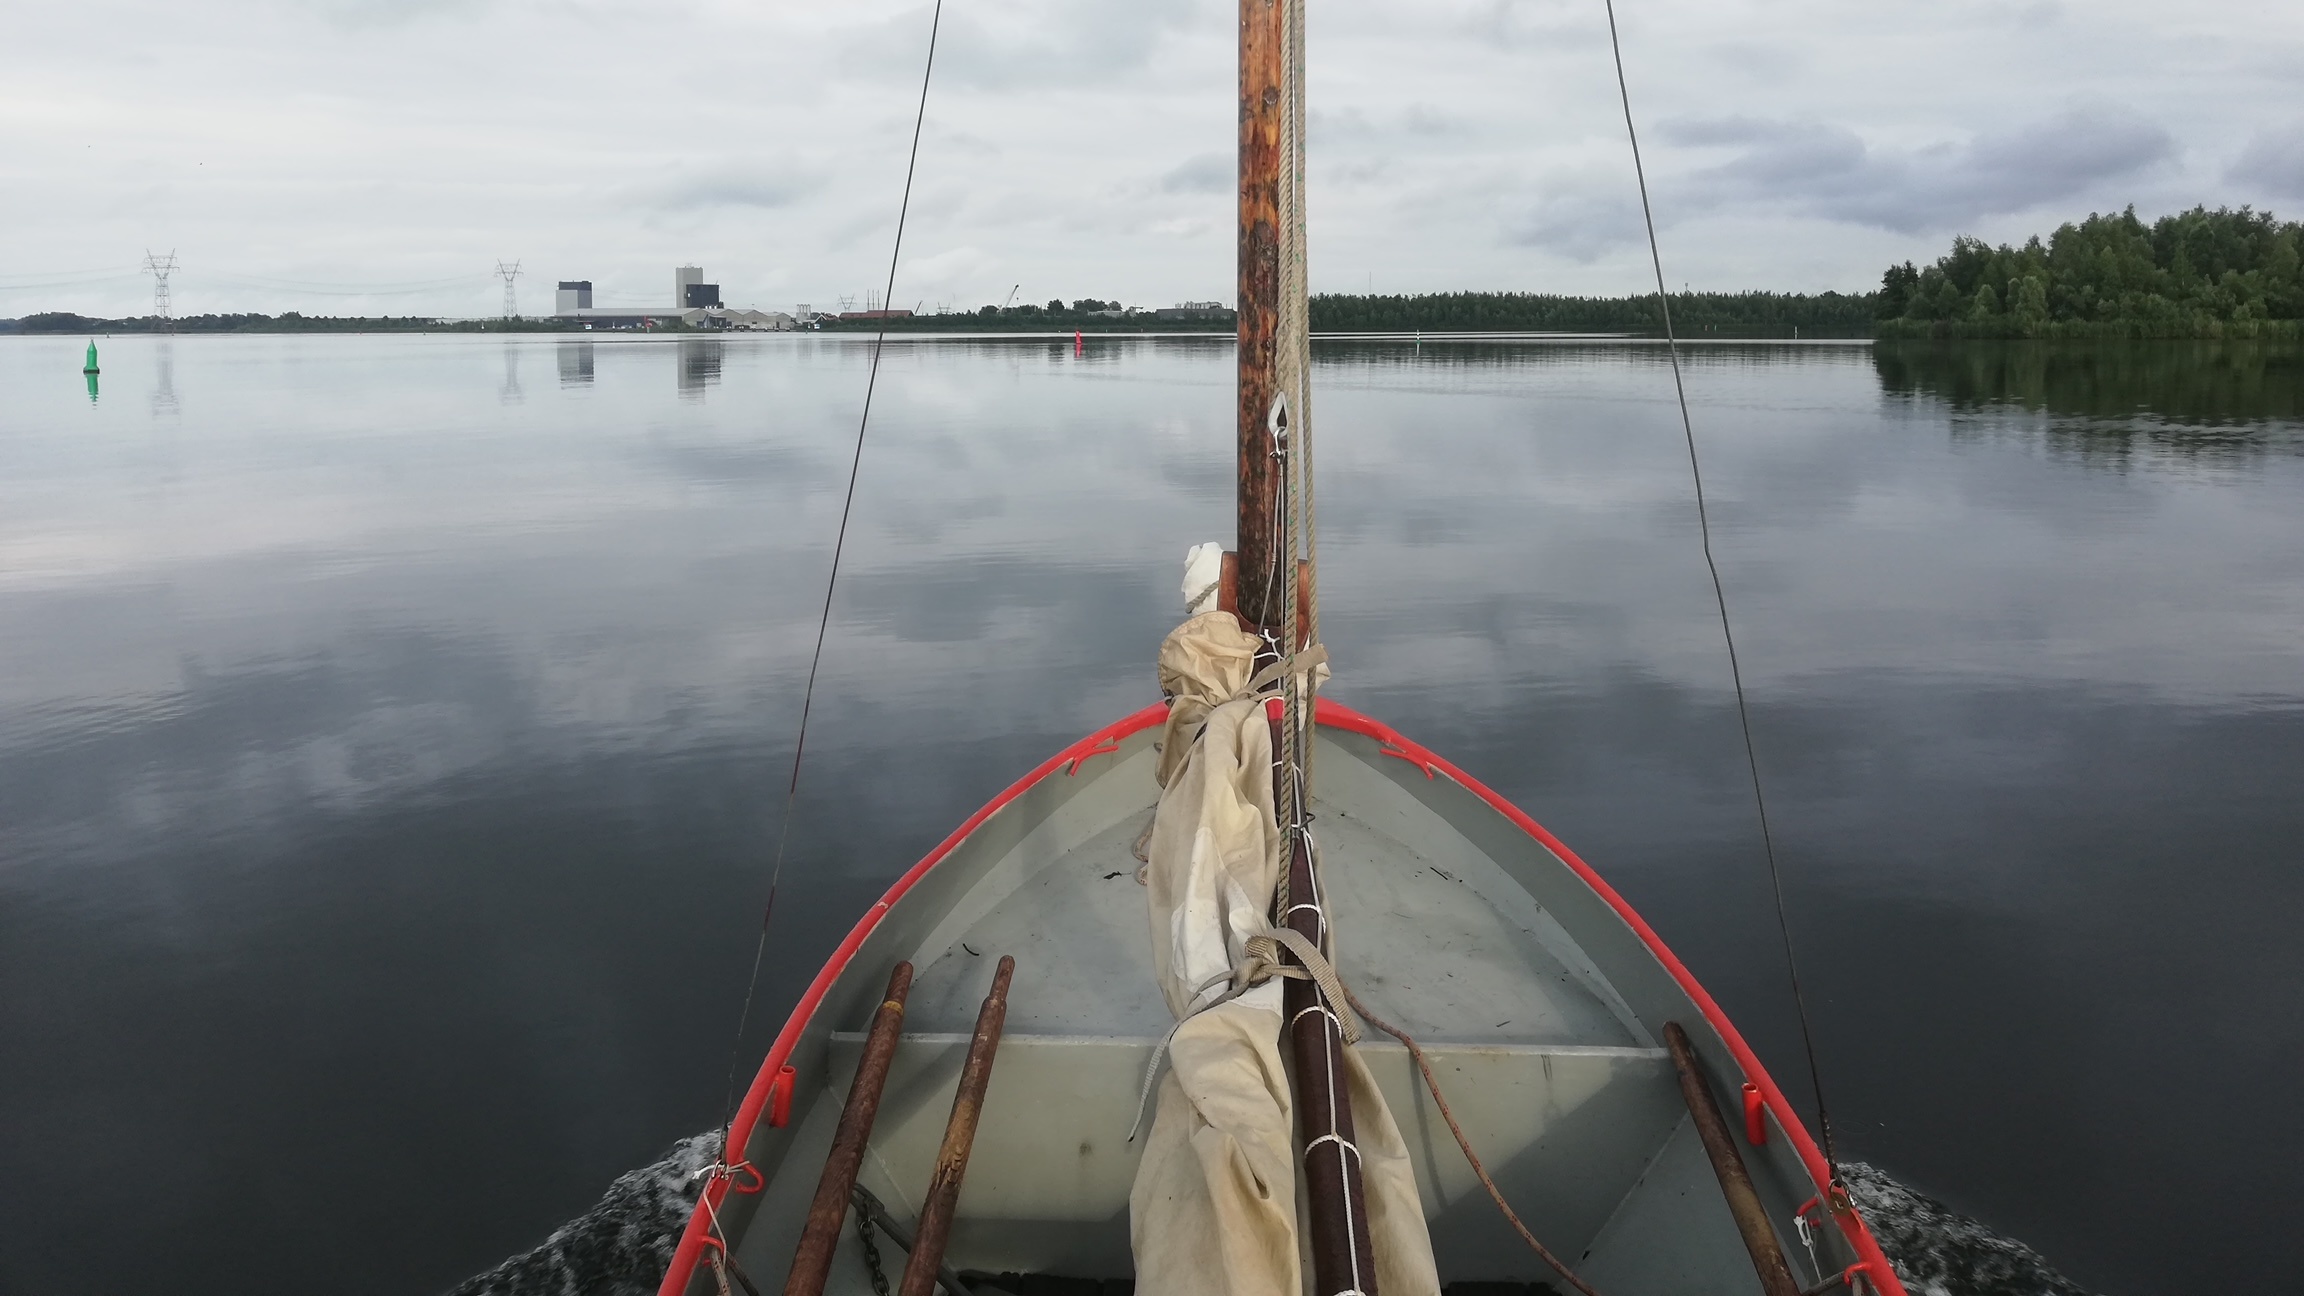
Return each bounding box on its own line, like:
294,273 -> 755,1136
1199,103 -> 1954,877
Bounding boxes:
447,1132 -> 713,1296
1839,1162 -> 2093,1296
443,1138 -> 2093,1296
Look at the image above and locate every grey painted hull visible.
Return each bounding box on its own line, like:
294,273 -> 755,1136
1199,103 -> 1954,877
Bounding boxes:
667,703 -> 1902,1296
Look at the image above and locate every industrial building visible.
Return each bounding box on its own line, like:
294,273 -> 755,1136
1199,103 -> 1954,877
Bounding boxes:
550,265 -> 794,330
675,266 -> 721,309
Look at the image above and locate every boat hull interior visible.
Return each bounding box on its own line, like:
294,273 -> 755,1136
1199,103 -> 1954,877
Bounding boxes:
691,706 -> 1875,1295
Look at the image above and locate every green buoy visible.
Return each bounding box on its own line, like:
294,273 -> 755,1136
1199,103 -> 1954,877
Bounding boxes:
83,340 -> 100,374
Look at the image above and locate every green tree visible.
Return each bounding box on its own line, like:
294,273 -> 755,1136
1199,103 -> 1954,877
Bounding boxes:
1879,262 -> 1920,318
1882,205 -> 2304,338
2013,274 -> 2050,336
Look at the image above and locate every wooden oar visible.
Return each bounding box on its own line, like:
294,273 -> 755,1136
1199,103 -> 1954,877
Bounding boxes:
1664,1021 -> 1802,1296
782,962 -> 914,1296
897,956 -> 1014,1296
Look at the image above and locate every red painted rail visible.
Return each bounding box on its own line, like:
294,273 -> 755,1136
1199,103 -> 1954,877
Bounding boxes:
658,699 -> 1907,1296
1315,702 -> 1908,1296
657,704 -> 1168,1296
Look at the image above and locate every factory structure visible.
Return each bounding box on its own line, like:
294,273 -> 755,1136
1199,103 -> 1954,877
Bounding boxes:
552,266 -> 799,330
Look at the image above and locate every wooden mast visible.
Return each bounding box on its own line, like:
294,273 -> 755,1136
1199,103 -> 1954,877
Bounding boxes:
1242,4 -> 1375,1294
1236,0 -> 1284,635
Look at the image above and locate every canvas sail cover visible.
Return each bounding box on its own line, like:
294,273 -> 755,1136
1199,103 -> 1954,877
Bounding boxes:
1129,612 -> 1439,1296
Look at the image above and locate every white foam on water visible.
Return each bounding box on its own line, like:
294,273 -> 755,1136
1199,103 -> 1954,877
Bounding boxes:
448,1133 -> 715,1296
445,1140 -> 2097,1296
1840,1162 -> 2095,1296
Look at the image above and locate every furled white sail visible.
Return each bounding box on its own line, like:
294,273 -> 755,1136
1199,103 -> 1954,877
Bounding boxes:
1129,613 -> 1438,1296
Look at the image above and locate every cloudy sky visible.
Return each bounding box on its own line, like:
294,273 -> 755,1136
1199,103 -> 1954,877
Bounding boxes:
4,0 -> 2300,320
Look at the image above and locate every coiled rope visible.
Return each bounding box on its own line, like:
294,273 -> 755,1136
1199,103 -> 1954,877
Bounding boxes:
1602,0 -> 1840,1174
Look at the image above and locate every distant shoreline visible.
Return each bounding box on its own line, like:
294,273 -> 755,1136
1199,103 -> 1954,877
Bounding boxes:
0,325 -> 1896,344
0,289 -> 1885,340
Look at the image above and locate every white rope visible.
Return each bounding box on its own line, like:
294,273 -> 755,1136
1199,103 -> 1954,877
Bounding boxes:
1268,0 -> 1316,835
1282,0 -> 1318,802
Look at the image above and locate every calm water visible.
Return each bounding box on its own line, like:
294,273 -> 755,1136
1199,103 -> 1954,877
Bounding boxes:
3,333 -> 2299,1295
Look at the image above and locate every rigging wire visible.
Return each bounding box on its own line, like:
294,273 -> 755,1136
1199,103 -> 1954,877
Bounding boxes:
1602,0 -> 1841,1176
716,0 -> 945,1159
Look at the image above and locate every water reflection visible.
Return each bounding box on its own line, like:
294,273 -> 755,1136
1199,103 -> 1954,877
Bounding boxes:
1875,341 -> 2304,465
0,335 -> 2296,1296
677,338 -> 723,399
556,339 -> 595,387
500,339 -> 523,404
152,338 -> 178,417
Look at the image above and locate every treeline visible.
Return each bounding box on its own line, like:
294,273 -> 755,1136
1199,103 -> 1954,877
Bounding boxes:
1308,290 -> 1878,336
4,311 -> 569,334
819,291 -> 1882,336
1877,206 -> 2303,340
819,299 -> 1235,331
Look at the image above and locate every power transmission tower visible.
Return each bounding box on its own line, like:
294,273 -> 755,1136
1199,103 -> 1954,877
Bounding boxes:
837,294 -> 856,314
496,260 -> 522,319
144,250 -> 178,330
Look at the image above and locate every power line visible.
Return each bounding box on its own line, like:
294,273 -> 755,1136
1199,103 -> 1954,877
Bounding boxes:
197,271 -> 488,292
0,275 -> 145,295
0,266 -> 142,287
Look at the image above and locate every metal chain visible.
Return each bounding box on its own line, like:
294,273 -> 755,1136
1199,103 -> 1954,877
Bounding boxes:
855,1204 -> 892,1296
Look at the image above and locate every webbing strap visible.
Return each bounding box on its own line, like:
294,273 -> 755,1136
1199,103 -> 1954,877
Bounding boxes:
1242,925 -> 1360,1044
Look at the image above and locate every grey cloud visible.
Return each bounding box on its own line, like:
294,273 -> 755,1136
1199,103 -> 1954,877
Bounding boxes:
1664,105 -> 2179,234
842,0 -> 1212,91
1159,152 -> 1231,195
644,165 -> 828,211
1505,190 -> 1645,262
1455,0 -> 1606,51
1403,103 -> 1468,137
1309,106 -> 1377,143
311,0 -> 493,29
2227,124 -> 2304,199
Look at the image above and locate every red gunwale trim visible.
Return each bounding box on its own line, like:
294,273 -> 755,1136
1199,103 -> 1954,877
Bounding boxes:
657,703 -> 1170,1296
660,698 -> 1907,1296
1313,700 -> 1908,1296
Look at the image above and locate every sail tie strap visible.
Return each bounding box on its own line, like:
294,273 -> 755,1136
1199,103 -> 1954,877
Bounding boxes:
1125,921 -> 1364,1141
1237,925 -> 1359,1043
1235,643 -> 1329,702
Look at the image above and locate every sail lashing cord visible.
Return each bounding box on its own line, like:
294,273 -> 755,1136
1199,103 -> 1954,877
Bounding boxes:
1601,0 -> 1841,1175
1344,985 -> 1603,1296
714,0 -> 946,1188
